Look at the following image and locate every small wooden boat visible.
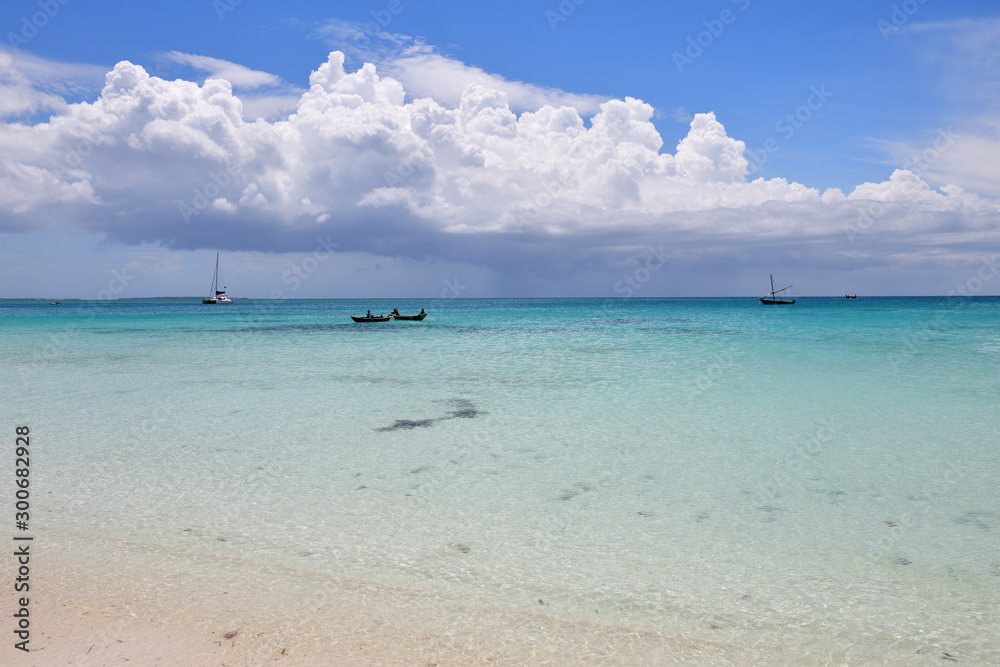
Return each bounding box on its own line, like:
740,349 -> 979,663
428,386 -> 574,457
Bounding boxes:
845,294 -> 857,299
393,312 -> 427,321
758,274 -> 795,305
351,315 -> 391,322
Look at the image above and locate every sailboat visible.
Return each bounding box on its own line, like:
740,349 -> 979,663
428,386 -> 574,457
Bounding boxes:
202,253 -> 234,304
758,274 -> 795,305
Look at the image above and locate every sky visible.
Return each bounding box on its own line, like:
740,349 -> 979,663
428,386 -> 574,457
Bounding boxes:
1,0 -> 999,298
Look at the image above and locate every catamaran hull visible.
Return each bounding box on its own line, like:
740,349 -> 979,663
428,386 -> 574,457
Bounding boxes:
204,253 -> 233,303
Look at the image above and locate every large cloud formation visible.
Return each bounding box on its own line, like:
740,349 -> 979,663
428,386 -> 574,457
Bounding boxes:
1,50 -> 997,278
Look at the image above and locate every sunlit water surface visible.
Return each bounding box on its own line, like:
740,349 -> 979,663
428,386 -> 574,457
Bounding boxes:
2,297 -> 998,663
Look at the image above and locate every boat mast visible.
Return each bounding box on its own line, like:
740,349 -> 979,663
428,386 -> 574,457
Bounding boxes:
210,253 -> 219,296
770,274 -> 775,298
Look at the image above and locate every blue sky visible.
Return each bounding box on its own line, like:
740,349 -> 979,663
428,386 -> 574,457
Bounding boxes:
1,0 -> 999,297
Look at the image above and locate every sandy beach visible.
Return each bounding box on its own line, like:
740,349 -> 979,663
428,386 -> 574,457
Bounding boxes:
3,526 -> 805,666
9,522 -> 971,666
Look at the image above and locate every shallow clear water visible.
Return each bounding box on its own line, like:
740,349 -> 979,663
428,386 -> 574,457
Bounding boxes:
3,297 -> 998,662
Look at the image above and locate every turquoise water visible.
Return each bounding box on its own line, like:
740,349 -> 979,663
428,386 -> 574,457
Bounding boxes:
2,297 -> 998,662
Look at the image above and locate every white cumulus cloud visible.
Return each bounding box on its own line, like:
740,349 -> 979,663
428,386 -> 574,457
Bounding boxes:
0,49 -> 998,282
315,19 -> 608,115
0,48 -> 105,117
162,51 -> 283,89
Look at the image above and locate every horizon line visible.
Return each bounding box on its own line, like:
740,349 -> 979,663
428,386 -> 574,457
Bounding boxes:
4,295 -> 996,301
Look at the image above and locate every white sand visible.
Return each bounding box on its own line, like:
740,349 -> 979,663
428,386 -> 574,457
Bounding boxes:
2,527 -> 771,666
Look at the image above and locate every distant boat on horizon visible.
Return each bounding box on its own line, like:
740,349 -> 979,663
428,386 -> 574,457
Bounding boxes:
845,294 -> 858,299
758,274 -> 796,305
202,254 -> 233,304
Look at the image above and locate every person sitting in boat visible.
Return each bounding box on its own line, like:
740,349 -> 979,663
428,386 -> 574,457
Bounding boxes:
392,308 -> 399,316
366,310 -> 372,317
419,308 -> 425,315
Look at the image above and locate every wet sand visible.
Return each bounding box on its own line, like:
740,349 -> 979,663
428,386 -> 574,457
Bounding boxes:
5,527 -> 775,666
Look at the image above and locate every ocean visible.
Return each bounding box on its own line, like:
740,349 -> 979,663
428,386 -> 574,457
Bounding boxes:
2,297 -> 998,663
